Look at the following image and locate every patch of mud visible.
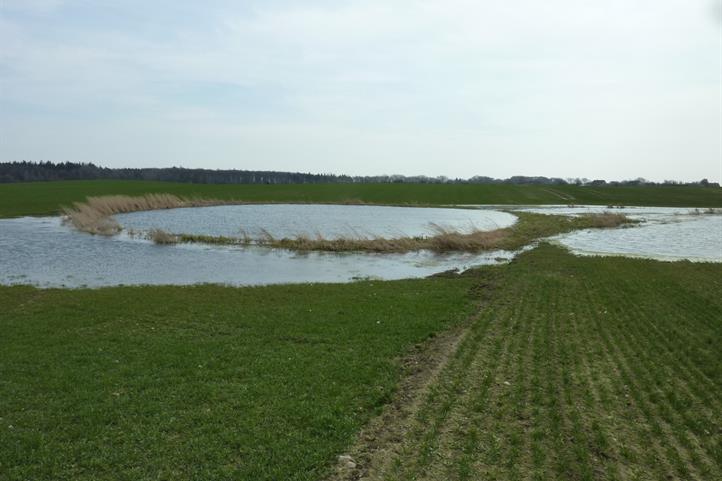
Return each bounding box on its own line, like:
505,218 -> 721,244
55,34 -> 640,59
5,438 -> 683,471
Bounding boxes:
326,324 -> 471,481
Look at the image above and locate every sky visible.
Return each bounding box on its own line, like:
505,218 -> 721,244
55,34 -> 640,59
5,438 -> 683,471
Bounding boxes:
1,0 -> 721,182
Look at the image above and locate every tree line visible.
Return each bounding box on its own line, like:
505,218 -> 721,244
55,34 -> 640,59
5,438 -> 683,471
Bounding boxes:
0,161 -> 718,187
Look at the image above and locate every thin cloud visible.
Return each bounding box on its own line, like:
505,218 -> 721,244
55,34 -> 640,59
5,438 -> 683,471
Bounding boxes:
0,0 -> 719,182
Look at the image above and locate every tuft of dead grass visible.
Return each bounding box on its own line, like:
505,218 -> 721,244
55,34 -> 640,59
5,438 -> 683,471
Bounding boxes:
61,202 -> 122,235
148,229 -> 179,245
577,212 -> 629,228
62,194 -> 225,235
164,212 -> 633,254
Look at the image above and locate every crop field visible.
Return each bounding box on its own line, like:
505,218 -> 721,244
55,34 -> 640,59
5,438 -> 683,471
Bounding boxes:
0,279 -> 477,480
1,182 -> 720,480
1,244 -> 720,480
1,180 -> 721,218
353,245 -> 722,481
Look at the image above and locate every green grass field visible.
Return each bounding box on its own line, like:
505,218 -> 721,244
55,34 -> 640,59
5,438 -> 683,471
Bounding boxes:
0,279 -> 477,480
0,180 -> 720,217
1,246 -> 720,480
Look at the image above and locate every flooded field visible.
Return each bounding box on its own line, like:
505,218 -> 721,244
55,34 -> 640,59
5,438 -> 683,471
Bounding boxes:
0,216 -> 516,288
115,203 -> 517,239
0,204 -> 719,288
515,205 -> 722,262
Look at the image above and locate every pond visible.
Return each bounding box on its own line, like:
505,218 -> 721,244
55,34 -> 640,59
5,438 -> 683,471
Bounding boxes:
115,203 -> 517,239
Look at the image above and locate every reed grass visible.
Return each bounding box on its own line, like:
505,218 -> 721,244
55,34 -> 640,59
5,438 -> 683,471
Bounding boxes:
576,212 -> 629,228
148,229 -> 179,245
155,212 -> 633,253
61,194 -> 224,235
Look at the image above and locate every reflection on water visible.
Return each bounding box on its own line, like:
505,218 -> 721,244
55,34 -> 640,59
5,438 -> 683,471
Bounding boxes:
0,217 -> 515,288
115,204 -> 517,239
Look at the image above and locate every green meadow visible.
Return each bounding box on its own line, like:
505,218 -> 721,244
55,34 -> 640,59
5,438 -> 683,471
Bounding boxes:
0,180 -> 720,218
0,279 -> 476,480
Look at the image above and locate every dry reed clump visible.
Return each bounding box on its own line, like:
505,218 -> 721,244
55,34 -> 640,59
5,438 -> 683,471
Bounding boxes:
578,212 -> 630,228
62,194 -> 225,235
425,222 -> 508,252
148,229 -> 179,245
166,212 -> 632,253
61,202 -> 122,235
221,224 -> 511,253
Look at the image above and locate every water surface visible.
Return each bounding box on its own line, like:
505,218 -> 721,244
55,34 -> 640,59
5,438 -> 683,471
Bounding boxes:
553,215 -> 721,262
510,205 -> 721,262
1,204 -> 719,288
116,204 -> 517,239
0,217 -> 515,288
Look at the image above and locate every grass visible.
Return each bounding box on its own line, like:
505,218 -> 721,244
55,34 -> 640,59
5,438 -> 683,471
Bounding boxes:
0,278 -> 477,481
1,180 -> 721,218
2,181 -> 720,480
366,244 -> 722,480
2,246 -> 720,480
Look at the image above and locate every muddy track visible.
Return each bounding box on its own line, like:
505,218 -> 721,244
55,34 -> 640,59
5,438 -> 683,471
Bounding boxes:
326,278 -> 498,481
325,322 -> 474,480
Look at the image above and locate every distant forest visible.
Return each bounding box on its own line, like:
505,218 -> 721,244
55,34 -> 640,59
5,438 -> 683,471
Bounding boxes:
0,161 -> 718,187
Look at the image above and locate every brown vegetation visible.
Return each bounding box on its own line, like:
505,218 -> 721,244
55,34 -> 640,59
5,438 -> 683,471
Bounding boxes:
61,194 -> 224,235
579,212 -> 629,228
148,229 -> 179,245
165,212 -> 634,254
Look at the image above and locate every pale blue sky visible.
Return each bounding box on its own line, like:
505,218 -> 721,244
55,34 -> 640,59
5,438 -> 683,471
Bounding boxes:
1,0 -> 720,182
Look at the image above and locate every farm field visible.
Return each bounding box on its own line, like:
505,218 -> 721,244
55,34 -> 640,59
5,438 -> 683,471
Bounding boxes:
351,245 -> 722,481
1,245 -> 720,480
1,180 -> 721,218
0,278 -> 477,480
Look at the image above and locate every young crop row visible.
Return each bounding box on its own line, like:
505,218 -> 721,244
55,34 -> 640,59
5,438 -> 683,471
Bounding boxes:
357,245 -> 721,480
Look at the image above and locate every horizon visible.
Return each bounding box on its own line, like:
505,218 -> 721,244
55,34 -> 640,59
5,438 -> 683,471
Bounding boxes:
1,1 -> 721,183
3,160 -> 720,185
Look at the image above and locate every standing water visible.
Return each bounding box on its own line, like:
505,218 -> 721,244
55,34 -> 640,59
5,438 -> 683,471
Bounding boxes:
0,205 -> 518,288
514,205 -> 722,262
1,204 -> 719,288
115,204 -> 517,239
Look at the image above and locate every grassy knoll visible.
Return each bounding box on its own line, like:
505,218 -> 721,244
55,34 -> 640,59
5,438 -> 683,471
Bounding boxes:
0,278 -> 477,481
1,180 -> 720,217
362,245 -> 722,481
